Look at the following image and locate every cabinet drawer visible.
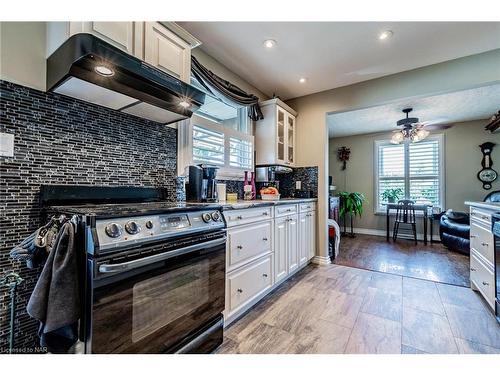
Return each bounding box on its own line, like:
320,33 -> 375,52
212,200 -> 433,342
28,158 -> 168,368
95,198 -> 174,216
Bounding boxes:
470,249 -> 495,309
224,207 -> 273,227
299,202 -> 316,212
470,207 -> 492,226
227,222 -> 272,269
470,221 -> 494,265
275,204 -> 298,217
227,255 -> 273,313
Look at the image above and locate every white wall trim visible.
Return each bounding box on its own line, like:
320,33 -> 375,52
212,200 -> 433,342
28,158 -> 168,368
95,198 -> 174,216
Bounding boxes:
311,255 -> 332,265
352,227 -> 440,241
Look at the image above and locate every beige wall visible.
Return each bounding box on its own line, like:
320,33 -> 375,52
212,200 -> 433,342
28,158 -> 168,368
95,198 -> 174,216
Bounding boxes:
0,22 -> 47,91
287,49 -> 500,260
329,120 -> 499,234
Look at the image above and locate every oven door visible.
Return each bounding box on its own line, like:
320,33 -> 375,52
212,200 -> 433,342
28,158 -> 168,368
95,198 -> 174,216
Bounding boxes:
86,235 -> 226,353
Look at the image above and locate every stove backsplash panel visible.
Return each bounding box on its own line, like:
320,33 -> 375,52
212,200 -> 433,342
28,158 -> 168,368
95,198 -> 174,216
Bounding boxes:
0,80 -> 183,350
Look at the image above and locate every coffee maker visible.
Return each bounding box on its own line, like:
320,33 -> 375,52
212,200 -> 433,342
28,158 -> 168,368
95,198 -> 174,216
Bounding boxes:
186,164 -> 219,202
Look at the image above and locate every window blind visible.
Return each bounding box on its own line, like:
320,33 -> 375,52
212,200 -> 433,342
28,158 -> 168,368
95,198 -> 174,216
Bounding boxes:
229,137 -> 253,169
192,125 -> 225,165
378,143 -> 406,206
409,139 -> 440,206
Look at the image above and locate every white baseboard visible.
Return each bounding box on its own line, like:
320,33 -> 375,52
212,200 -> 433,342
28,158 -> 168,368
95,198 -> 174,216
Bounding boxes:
351,227 -> 440,242
311,255 -> 332,265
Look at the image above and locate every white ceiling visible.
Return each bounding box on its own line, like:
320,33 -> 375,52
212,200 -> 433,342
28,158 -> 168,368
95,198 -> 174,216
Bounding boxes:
327,84 -> 500,138
178,22 -> 500,100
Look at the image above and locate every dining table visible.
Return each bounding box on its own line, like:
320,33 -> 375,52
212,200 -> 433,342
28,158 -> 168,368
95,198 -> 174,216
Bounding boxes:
385,202 -> 431,245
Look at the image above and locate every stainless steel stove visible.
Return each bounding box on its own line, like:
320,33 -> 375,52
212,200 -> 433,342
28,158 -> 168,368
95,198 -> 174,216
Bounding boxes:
40,185 -> 227,354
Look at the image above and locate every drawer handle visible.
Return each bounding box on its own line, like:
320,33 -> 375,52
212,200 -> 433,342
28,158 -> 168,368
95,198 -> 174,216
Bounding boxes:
482,216 -> 488,220
287,209 -> 292,212
237,215 -> 243,220
482,281 -> 489,286
237,245 -> 243,249
481,242 -> 489,247
470,267 -> 476,271
262,212 -> 268,216
262,237 -> 268,241
470,235 -> 477,238
237,288 -> 243,293
262,273 -> 268,278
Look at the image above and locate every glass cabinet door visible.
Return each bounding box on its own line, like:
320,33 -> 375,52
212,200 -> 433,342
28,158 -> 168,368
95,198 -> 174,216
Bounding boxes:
286,113 -> 295,165
276,107 -> 285,163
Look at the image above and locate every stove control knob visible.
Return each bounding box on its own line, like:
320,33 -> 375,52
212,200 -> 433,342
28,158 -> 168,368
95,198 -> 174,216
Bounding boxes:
202,213 -> 212,223
211,212 -> 221,221
145,220 -> 154,229
105,223 -> 122,238
125,221 -> 141,235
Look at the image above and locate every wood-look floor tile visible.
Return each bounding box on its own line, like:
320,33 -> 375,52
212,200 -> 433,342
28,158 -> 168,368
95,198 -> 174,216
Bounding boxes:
262,296 -> 321,335
328,270 -> 372,297
444,303 -> 500,349
361,287 -> 402,322
401,345 -> 428,354
436,283 -> 488,312
455,338 -> 500,354
345,312 -> 401,354
232,322 -> 297,354
402,307 -> 458,354
286,319 -> 352,354
403,277 -> 445,316
320,290 -> 364,329
215,336 -> 239,354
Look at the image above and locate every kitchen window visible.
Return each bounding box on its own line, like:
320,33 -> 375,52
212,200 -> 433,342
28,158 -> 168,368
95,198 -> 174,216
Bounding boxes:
178,89 -> 254,179
374,134 -> 444,213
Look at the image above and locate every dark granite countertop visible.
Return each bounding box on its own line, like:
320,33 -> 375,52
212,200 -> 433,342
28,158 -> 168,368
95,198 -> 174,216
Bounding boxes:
220,198 -> 317,210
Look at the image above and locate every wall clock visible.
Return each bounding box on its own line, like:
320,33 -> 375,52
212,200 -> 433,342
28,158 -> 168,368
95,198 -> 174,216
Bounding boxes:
477,142 -> 497,190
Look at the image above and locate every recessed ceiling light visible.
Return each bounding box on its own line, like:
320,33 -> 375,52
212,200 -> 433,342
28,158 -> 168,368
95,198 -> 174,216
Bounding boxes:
94,65 -> 114,77
263,39 -> 277,49
379,30 -> 394,40
179,100 -> 191,108
299,77 -> 307,84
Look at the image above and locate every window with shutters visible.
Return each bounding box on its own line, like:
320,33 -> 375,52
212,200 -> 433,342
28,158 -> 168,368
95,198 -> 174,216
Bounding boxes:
177,90 -> 254,179
374,134 -> 444,213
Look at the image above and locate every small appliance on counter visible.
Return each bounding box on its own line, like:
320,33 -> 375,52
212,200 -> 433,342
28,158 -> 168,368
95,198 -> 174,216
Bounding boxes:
493,213 -> 500,323
255,165 -> 292,193
186,164 -> 219,202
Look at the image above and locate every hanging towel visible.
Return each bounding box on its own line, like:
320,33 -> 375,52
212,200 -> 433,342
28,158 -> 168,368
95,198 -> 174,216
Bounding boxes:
27,221 -> 80,353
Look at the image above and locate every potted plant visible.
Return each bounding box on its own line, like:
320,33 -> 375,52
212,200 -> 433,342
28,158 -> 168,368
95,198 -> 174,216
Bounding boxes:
337,191 -> 366,237
382,188 -> 403,203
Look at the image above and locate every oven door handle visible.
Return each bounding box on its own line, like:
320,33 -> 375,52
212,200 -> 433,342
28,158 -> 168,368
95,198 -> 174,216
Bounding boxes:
98,237 -> 226,274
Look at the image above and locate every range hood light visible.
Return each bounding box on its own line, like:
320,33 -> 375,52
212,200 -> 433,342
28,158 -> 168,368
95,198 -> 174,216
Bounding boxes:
94,65 -> 115,77
179,100 -> 191,108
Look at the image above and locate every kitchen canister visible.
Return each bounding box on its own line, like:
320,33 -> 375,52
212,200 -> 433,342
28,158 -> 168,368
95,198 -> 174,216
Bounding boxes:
216,183 -> 227,202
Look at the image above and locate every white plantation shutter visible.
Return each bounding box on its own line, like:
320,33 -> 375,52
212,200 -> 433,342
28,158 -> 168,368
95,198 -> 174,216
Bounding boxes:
409,139 -> 440,205
375,135 -> 443,211
192,125 -> 225,165
377,143 -> 406,207
229,137 -> 253,169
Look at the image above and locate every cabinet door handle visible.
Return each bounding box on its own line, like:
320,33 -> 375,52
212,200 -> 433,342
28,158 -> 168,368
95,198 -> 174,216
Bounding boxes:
470,267 -> 476,271
481,242 -> 489,247
237,288 -> 243,293
262,273 -> 268,278
482,281 -> 489,286
262,237 -> 268,241
237,245 -> 243,249
470,235 -> 477,238
237,215 -> 243,220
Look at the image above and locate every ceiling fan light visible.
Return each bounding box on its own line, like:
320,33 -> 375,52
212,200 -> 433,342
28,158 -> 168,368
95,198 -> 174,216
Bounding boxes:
391,132 -> 404,144
416,128 -> 429,141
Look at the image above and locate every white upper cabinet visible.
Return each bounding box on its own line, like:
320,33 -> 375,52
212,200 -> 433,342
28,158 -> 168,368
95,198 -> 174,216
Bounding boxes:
144,22 -> 191,83
46,22 -> 197,83
255,98 -> 298,167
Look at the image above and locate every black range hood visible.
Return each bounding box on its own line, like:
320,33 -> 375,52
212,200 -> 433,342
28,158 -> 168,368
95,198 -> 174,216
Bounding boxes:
47,33 -> 205,124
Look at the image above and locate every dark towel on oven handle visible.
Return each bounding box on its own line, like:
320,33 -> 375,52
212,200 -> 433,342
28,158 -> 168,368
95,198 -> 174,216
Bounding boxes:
27,220 -> 80,353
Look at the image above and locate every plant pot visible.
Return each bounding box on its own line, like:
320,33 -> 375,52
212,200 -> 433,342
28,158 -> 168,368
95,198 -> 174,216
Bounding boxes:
388,197 -> 396,203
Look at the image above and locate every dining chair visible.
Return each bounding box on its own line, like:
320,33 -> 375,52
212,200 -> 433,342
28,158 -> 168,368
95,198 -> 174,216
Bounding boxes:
393,199 -> 417,244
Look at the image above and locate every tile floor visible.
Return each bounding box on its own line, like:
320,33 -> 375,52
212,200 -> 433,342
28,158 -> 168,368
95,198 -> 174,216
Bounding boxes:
216,264 -> 500,354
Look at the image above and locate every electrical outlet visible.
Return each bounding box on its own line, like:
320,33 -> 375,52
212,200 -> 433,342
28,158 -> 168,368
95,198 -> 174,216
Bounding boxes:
295,181 -> 302,190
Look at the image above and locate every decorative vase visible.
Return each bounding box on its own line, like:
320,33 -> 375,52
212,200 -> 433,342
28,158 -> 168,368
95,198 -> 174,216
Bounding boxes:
250,172 -> 256,199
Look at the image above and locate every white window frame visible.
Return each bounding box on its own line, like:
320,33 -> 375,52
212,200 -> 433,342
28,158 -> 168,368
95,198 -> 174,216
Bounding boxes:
374,133 -> 445,214
178,113 -> 254,180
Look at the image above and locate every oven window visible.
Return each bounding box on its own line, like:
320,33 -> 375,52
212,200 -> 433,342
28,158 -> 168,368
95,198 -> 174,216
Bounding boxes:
131,260 -> 210,343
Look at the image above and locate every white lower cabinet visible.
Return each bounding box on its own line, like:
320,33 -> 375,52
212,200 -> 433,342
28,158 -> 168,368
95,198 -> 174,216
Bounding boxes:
223,203 -> 316,325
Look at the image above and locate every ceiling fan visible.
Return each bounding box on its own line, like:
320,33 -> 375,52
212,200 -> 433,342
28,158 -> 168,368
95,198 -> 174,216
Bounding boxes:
390,108 -> 451,144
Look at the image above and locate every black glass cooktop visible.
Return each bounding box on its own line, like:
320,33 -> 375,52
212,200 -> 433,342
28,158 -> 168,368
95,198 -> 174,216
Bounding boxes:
48,201 -> 222,218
